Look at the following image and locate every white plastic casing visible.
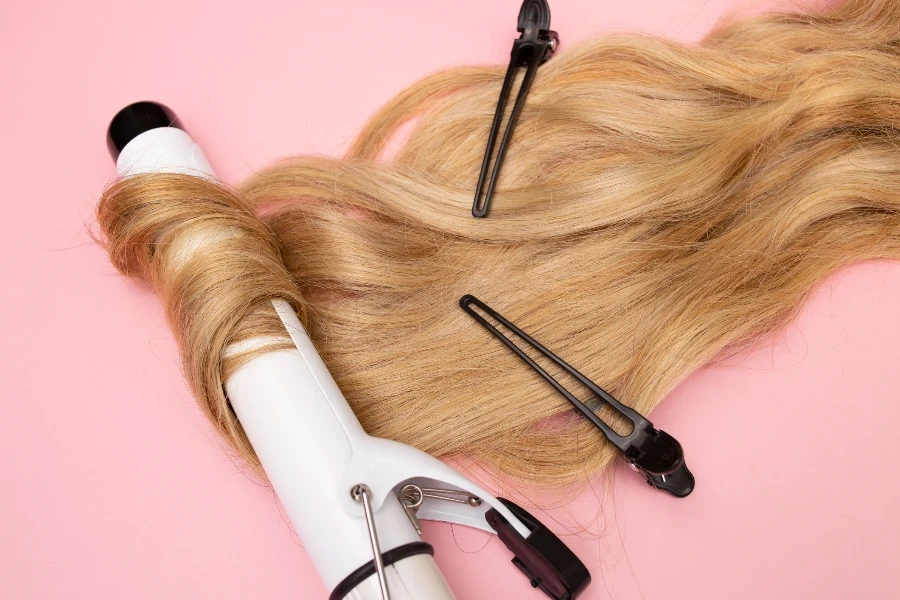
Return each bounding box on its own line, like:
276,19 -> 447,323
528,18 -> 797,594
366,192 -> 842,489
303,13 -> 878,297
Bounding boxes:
116,126 -> 530,599
116,127 -> 214,177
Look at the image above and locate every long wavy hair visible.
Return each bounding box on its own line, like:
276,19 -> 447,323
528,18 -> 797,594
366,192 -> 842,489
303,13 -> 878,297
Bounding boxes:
98,0 -> 900,491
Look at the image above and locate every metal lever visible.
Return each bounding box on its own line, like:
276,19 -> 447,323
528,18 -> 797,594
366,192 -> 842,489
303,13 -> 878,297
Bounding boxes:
351,484 -> 391,600
399,484 -> 482,535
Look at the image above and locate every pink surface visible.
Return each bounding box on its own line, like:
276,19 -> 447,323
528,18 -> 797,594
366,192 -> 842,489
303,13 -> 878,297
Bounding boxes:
1,0 -> 898,598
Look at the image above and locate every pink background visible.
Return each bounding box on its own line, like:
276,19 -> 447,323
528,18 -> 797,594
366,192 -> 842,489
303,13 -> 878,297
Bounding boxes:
2,0 -> 899,598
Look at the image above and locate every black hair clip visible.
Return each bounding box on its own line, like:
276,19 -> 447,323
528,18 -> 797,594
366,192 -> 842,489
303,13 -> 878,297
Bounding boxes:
459,295 -> 695,498
472,0 -> 559,218
487,497 -> 591,600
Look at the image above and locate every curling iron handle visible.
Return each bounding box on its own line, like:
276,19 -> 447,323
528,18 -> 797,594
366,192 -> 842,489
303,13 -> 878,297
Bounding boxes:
113,117 -> 456,599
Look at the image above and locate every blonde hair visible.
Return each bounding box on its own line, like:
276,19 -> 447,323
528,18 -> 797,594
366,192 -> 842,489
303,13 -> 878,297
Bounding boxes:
98,0 -> 900,492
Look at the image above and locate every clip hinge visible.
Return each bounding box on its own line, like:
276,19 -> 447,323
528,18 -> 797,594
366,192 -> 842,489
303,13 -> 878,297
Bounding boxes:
625,427 -> 696,497
399,484 -> 482,535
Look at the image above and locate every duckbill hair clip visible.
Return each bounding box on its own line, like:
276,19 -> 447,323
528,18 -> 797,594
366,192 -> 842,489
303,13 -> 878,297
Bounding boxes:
472,0 -> 559,218
459,295 -> 696,498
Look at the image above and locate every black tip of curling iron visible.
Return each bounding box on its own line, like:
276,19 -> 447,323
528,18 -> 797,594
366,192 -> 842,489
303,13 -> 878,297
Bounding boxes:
459,294 -> 695,498
107,101 -> 182,160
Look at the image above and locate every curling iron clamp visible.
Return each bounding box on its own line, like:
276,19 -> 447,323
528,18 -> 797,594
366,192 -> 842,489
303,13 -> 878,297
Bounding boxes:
460,295 -> 695,498
106,102 -> 590,600
472,0 -> 559,217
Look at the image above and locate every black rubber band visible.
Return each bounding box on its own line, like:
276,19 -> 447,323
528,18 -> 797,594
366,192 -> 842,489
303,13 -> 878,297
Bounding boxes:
329,541 -> 435,600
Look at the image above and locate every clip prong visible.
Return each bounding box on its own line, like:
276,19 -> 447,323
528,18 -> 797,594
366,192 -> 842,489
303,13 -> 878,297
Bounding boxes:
472,0 -> 559,218
459,295 -> 695,498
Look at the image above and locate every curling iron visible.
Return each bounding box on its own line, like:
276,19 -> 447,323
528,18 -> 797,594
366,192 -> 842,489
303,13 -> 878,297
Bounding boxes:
105,101 -> 591,600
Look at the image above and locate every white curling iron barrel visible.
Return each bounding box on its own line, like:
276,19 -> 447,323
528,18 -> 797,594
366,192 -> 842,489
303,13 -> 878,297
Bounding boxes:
106,101 -> 590,600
